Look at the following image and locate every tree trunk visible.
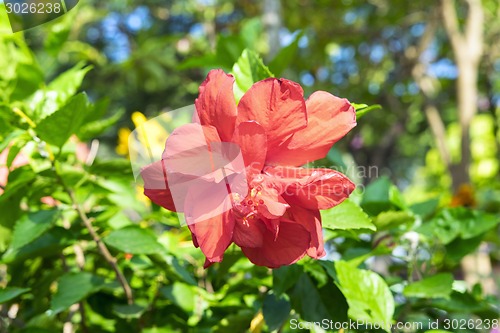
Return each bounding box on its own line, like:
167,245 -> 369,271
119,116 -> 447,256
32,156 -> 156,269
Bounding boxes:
441,0 -> 483,191
263,0 -> 282,59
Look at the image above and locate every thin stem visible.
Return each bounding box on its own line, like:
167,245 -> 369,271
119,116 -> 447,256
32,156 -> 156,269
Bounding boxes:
52,159 -> 134,305
67,189 -> 134,305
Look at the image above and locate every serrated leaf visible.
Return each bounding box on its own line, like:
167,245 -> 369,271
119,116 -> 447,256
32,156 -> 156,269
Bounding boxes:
0,287 -> 30,303
36,93 -> 90,148
11,210 -> 60,250
403,273 -> 454,299
51,272 -> 105,314
335,261 -> 394,331
321,199 -> 376,231
30,64 -> 92,120
232,49 -> 274,103
46,64 -> 92,108
104,226 -> 164,255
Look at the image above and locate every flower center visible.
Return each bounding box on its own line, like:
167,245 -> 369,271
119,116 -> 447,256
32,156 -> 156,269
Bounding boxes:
231,174 -> 267,221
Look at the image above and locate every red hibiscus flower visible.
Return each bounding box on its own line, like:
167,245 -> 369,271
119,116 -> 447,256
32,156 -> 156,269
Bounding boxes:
141,69 -> 356,268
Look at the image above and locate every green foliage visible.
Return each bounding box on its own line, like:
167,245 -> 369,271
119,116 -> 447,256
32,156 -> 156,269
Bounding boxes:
403,273 -> 454,299
10,210 -> 60,250
0,287 -> 30,304
51,272 -> 105,314
36,93 -> 91,148
232,49 -> 274,103
1,5 -> 499,333
104,226 -> 165,255
335,261 -> 394,331
321,198 -> 376,231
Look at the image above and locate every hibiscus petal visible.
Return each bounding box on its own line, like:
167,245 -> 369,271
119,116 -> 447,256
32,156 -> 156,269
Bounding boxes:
184,176 -> 234,226
241,221 -> 310,268
257,187 -> 289,219
265,166 -> 355,210
232,121 -> 267,172
232,218 -> 265,248
236,78 -> 307,161
195,69 -> 238,141
267,91 -> 356,166
141,160 -> 177,211
162,123 -> 220,174
188,209 -> 235,264
287,205 -> 325,259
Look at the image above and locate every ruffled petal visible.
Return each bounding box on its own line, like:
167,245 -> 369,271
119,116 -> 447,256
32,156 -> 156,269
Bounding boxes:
236,78 -> 307,161
287,205 -> 325,259
240,221 -> 310,268
232,218 -> 265,248
162,123 -> 220,175
256,186 -> 289,219
265,166 -> 355,210
195,69 -> 238,141
232,121 -> 267,173
188,209 -> 235,265
267,91 -> 356,166
141,160 -> 177,211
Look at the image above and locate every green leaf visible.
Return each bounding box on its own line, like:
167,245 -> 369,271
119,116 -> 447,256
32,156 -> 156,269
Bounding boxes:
0,166 -> 36,204
30,64 -> 92,120
403,273 -> 454,299
335,261 -> 394,331
272,264 -> 302,295
361,176 -> 405,216
416,207 -> 498,245
289,273 -> 348,323
11,210 -> 60,250
51,272 -> 105,314
104,226 -> 164,255
374,210 -> 415,231
409,198 -> 440,218
232,49 -> 274,103
0,129 -> 26,153
300,260 -> 328,287
11,62 -> 44,101
321,199 -> 376,231
5,133 -> 29,168
160,282 -> 196,312
352,103 -> 382,119
2,227 -> 75,264
77,108 -> 124,141
263,293 -> 291,331
0,287 -> 31,303
48,64 -> 92,98
112,303 -> 146,319
36,93 -> 90,148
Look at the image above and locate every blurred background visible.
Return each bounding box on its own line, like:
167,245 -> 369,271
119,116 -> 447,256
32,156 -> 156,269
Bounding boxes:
8,0 -> 500,201
0,0 -> 500,332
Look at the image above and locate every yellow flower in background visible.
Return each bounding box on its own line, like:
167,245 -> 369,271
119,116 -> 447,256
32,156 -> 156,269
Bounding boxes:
116,127 -> 132,156
116,111 -> 171,207
116,111 -> 170,159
